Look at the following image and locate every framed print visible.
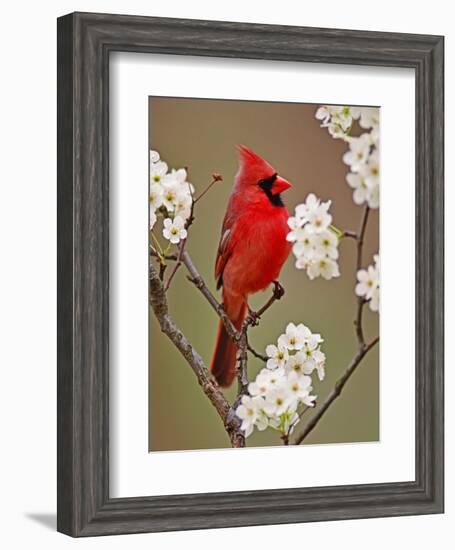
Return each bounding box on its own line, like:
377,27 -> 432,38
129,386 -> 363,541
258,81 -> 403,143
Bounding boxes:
57,12 -> 444,536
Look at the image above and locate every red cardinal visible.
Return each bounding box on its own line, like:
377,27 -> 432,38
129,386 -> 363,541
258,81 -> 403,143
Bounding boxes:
210,145 -> 293,387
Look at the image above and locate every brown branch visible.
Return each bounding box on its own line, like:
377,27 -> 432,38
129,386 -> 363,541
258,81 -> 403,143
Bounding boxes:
342,230 -> 358,240
163,238 -> 186,291
181,250 -> 239,343
194,173 -> 223,203
247,344 -> 267,362
357,205 -> 370,271
149,261 -> 244,447
354,206 -> 370,347
293,337 -> 379,444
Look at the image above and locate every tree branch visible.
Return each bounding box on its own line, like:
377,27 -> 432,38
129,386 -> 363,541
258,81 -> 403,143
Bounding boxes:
181,250 -> 239,343
293,337 -> 379,444
149,261 -> 244,447
354,205 -> 370,346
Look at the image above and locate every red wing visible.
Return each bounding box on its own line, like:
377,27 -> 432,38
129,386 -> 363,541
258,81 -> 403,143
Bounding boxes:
215,224 -> 236,290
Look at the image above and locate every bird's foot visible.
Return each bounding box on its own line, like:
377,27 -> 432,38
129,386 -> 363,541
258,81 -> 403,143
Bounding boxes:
272,280 -> 285,300
246,307 -> 260,326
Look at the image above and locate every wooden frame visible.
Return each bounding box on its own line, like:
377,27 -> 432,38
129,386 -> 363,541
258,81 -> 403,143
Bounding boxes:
57,12 -> 444,536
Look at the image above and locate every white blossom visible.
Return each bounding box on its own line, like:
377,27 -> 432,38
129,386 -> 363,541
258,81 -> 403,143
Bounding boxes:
248,368 -> 284,397
314,106 -> 380,210
286,371 -> 312,400
161,181 -> 180,212
162,216 -> 187,244
149,150 -> 195,248
342,133 -> 371,172
150,160 -> 168,185
236,395 -> 264,437
149,182 -> 164,210
358,107 -> 379,130
265,344 -> 289,370
355,254 -> 380,313
288,193 -> 340,280
307,256 -> 340,281
149,150 -> 160,165
173,190 -> 193,221
315,105 -> 361,140
278,322 -> 311,351
236,322 -> 325,439
315,230 -> 339,260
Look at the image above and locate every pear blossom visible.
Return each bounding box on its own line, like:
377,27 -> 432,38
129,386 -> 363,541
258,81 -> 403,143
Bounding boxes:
149,182 -> 164,210
288,193 -> 340,280
342,133 -> 371,172
173,190 -> 192,221
358,107 -> 379,130
149,149 -> 160,165
315,105 -> 361,140
263,387 -> 294,417
278,322 -> 311,351
285,351 -> 313,376
315,230 -> 339,260
236,395 -> 264,437
314,105 -> 380,210
265,344 -> 289,370
248,368 -> 284,397
162,216 -> 187,244
293,193 -> 332,233
236,321 -> 325,439
149,150 -> 195,249
161,182 -> 180,212
286,371 -> 312,400
150,160 -> 168,185
307,256 -> 340,281
355,254 -> 380,313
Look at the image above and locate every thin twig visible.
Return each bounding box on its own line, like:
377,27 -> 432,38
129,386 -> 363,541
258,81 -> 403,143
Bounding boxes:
163,238 -> 186,291
149,261 -> 244,447
354,205 -> 370,346
150,246 -> 178,262
194,173 -> 223,203
357,206 -> 370,271
247,344 -> 267,362
293,337 -> 379,444
342,230 -> 358,240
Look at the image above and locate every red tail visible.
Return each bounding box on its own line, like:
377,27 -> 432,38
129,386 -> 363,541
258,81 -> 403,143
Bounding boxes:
210,293 -> 246,387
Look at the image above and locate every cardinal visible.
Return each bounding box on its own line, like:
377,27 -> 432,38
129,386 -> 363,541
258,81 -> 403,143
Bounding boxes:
210,145 -> 293,387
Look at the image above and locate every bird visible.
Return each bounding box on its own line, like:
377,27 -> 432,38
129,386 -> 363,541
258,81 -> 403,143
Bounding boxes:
210,145 -> 293,387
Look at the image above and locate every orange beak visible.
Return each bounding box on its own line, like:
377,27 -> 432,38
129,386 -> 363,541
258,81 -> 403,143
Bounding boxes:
272,175 -> 292,195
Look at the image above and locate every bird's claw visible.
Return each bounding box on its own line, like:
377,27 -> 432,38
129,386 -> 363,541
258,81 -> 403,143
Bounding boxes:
246,308 -> 260,326
272,280 -> 285,300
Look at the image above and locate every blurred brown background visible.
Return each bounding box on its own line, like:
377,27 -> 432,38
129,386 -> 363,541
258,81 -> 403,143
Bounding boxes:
149,97 -> 379,451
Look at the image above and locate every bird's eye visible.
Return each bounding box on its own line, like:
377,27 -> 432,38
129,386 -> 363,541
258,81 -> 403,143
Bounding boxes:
258,173 -> 278,190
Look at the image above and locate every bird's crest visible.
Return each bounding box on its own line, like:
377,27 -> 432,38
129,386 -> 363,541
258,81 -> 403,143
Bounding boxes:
236,145 -> 276,179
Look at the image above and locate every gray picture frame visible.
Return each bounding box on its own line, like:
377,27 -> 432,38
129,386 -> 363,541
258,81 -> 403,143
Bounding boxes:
57,12 -> 444,537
